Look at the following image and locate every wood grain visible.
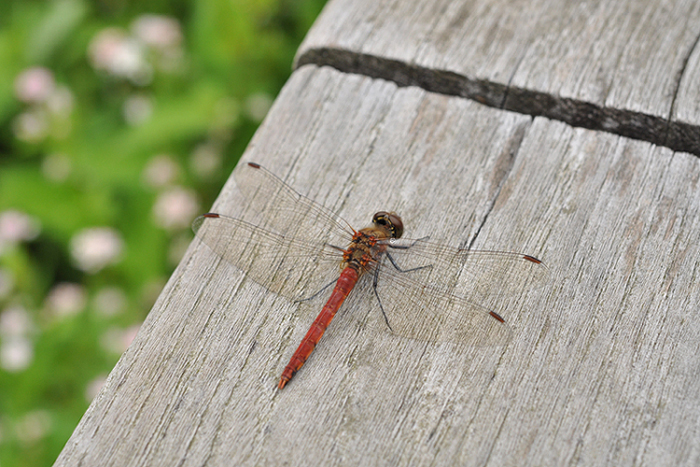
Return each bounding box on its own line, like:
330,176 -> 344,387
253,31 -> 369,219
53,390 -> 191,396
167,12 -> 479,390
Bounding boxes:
296,0 -> 700,154
54,65 -> 700,466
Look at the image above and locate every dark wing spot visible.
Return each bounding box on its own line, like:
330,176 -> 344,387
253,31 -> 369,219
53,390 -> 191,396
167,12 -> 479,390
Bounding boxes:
488,311 -> 506,323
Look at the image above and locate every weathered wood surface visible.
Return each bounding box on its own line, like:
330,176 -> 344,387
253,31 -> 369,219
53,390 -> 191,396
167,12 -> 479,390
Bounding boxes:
297,0 -> 700,154
54,64 -> 700,466
55,1 -> 700,466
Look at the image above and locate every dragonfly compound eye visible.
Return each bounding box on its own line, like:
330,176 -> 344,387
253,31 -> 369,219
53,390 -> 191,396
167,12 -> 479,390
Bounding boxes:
373,211 -> 404,239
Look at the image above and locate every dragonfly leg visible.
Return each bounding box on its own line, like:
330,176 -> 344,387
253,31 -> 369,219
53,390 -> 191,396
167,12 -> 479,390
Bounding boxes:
384,251 -> 433,274
387,236 -> 430,250
295,278 -> 338,303
371,263 -> 393,332
371,251 -> 434,332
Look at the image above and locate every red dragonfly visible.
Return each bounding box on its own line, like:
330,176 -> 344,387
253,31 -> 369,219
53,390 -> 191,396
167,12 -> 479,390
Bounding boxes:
193,162 -> 547,389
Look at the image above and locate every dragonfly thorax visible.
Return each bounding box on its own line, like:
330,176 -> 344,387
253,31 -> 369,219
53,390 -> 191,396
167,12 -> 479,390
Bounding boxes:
343,231 -> 383,274
341,212 -> 402,274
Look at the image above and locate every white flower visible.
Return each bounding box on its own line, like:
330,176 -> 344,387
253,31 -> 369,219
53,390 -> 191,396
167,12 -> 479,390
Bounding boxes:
70,227 -> 124,273
153,187 -> 198,230
46,283 -> 87,317
132,15 -> 182,50
0,210 -> 41,243
12,70 -> 74,143
0,305 -> 33,337
88,28 -> 152,85
1,336 -> 33,372
143,154 -> 180,187
14,67 -> 56,104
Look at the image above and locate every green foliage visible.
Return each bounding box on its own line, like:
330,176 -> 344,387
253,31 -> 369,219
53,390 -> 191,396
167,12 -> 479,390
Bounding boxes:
0,0 -> 327,465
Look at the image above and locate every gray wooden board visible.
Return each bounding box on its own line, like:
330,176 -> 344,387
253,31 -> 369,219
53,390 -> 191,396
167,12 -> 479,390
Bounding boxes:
53,65 -> 700,466
296,0 -> 700,154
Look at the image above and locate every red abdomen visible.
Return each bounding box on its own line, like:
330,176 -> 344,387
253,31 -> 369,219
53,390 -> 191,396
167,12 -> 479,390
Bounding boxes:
278,267 -> 359,389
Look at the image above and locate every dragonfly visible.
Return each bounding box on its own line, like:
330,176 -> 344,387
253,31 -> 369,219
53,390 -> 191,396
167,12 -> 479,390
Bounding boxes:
193,162 -> 547,389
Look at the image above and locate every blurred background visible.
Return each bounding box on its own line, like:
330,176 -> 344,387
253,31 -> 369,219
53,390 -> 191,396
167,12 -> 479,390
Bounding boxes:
0,0 -> 327,464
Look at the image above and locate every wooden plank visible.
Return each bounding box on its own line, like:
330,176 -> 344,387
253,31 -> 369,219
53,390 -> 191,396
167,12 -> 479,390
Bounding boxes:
296,0 -> 700,154
54,65 -> 700,466
674,35 -> 700,125
479,118 -> 700,466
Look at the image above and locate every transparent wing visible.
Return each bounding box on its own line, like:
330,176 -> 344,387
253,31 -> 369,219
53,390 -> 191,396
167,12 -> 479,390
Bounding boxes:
232,162 -> 354,248
363,239 -> 549,346
193,161 -> 358,298
193,213 -> 345,299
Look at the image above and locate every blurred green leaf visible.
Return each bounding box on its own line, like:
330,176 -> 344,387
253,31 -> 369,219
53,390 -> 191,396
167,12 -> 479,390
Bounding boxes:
0,166 -> 111,237
0,0 -> 328,465
26,0 -> 89,63
120,83 -> 232,155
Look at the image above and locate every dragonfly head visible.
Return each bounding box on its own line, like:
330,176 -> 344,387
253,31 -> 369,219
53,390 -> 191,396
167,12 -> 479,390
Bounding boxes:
372,211 -> 403,239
